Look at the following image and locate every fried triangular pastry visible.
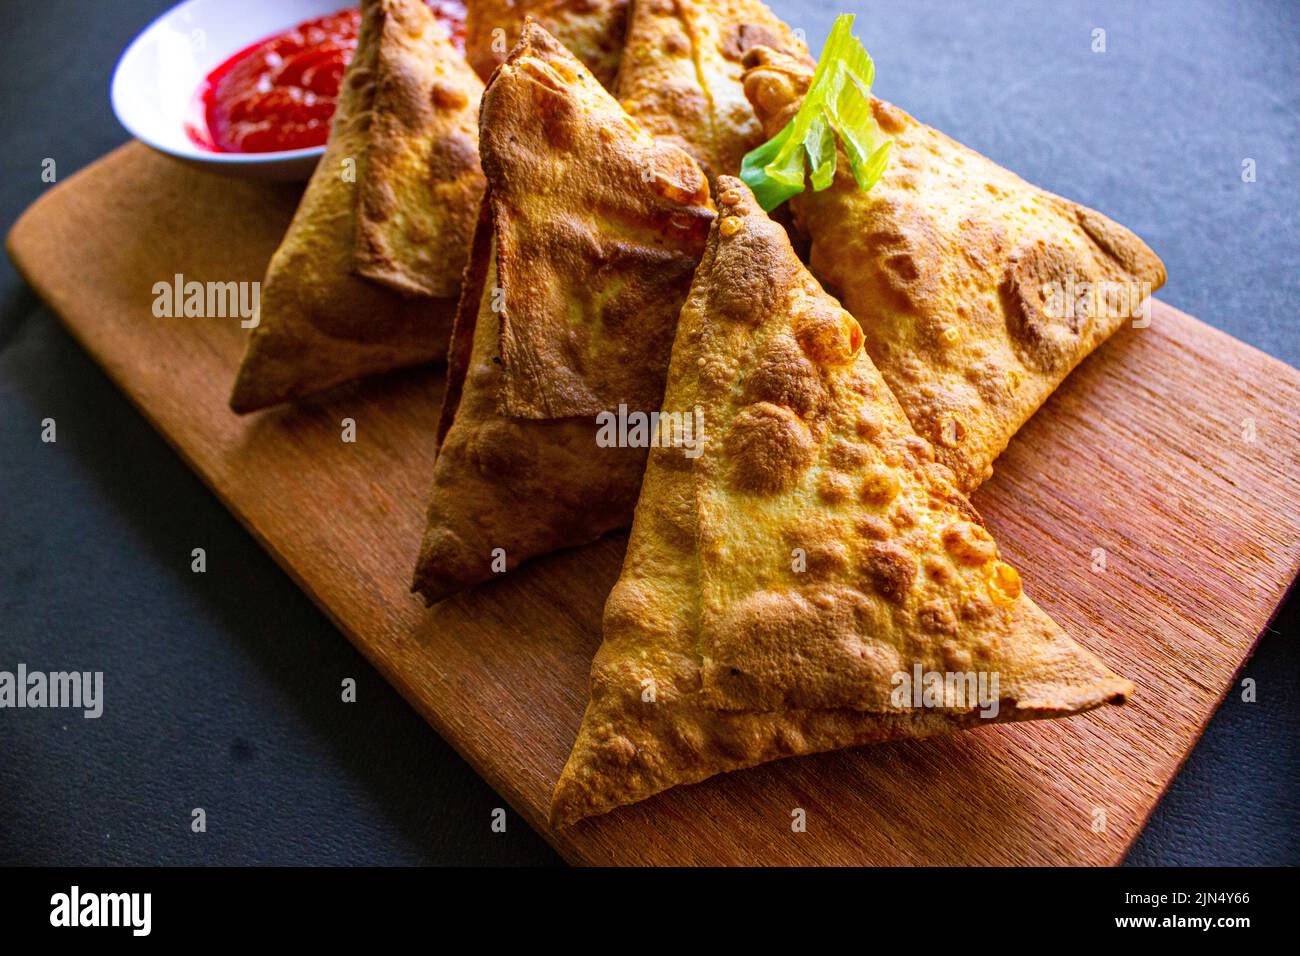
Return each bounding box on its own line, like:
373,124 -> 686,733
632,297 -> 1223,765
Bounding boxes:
410,22 -> 714,603
741,48 -> 1166,490
550,178 -> 1132,826
466,0 -> 629,88
229,0 -> 484,413
615,0 -> 809,180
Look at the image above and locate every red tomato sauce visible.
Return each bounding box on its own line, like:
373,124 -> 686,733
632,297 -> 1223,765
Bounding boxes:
189,2 -> 467,154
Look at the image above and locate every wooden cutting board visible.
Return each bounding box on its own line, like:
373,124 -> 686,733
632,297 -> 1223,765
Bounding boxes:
9,143 -> 1300,866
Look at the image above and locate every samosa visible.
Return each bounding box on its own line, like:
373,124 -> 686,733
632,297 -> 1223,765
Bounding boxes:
410,22 -> 715,604
551,178 -> 1132,826
230,0 -> 484,413
741,21 -> 1165,490
615,0 -> 810,180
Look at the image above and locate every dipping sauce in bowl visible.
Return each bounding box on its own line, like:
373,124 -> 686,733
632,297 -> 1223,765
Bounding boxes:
189,2 -> 466,154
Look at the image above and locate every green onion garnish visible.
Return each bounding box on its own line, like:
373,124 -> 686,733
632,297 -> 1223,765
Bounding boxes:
740,14 -> 892,211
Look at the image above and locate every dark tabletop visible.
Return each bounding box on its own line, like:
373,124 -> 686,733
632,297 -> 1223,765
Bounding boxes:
1,0 -> 1296,866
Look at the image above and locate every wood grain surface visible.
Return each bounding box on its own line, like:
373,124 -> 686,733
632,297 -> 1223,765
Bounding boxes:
9,143 -> 1300,865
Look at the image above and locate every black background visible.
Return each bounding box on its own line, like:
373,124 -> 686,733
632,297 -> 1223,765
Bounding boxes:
1,0 -> 1297,865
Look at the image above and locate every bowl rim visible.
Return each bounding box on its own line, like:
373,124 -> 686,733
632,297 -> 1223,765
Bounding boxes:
109,0 -> 340,166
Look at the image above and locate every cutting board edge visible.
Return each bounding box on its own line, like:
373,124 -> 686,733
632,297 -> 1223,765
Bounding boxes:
1112,571 -> 1297,865
1154,297 -> 1300,379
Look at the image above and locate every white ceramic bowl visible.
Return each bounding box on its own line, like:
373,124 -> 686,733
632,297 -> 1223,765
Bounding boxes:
111,0 -> 350,181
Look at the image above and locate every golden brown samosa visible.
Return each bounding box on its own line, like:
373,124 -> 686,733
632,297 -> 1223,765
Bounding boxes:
616,0 -> 810,180
742,47 -> 1166,491
465,0 -> 629,88
410,22 -> 714,604
230,0 -> 484,413
550,179 -> 1132,826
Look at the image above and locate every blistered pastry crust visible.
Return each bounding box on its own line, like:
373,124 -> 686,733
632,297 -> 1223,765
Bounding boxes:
551,179 -> 1132,827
